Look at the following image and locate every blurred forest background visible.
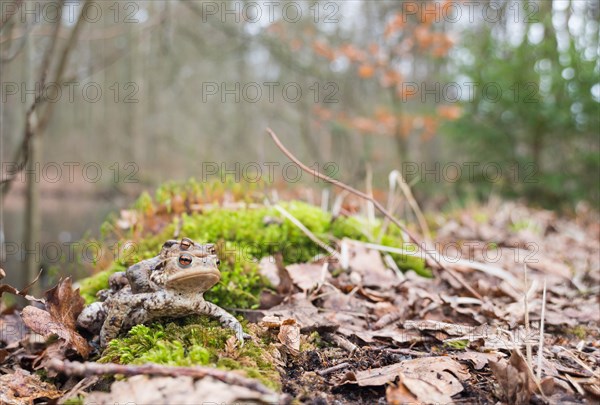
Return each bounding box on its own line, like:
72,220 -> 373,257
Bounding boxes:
0,0 -> 599,286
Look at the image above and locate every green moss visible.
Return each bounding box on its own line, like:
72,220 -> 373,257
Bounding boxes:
63,396 -> 85,405
79,180 -> 428,307
74,180 -> 435,394
444,339 -> 470,350
99,318 -> 281,391
567,325 -> 588,339
78,262 -> 126,305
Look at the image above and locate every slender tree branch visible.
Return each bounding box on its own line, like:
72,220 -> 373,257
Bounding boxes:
266,128 -> 483,300
47,359 -> 277,396
1,0 -> 88,198
37,0 -> 90,131
0,0 -> 24,30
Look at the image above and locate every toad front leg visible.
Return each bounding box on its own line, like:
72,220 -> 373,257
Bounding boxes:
159,292 -> 246,344
195,300 -> 246,344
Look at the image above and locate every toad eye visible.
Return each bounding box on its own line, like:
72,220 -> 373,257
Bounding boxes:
179,253 -> 193,267
180,238 -> 192,250
206,244 -> 216,255
215,258 -> 221,266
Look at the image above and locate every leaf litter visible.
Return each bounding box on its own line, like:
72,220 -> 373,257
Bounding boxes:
0,200 -> 598,404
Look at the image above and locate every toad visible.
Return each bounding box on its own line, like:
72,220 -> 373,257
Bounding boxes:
78,245 -> 245,347
106,237 -> 217,295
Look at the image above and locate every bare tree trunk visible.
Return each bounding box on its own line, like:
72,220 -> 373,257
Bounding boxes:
127,19 -> 141,166
24,31 -> 41,293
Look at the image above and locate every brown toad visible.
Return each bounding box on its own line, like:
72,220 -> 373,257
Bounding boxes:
77,250 -> 245,347
106,237 -> 217,295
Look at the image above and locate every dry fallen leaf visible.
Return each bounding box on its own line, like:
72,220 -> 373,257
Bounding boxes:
399,373 -> 455,404
0,270 -> 44,303
21,277 -> 90,357
404,319 -> 479,336
353,327 -> 425,345
386,379 -> 419,404
0,313 -> 28,347
278,318 -> 301,356
453,350 -> 505,370
490,349 -> 535,404
258,256 -> 281,288
0,368 -> 61,404
263,293 -> 331,330
341,239 -> 399,288
85,375 -> 280,404
258,315 -> 284,328
285,263 -> 325,291
342,356 -> 469,398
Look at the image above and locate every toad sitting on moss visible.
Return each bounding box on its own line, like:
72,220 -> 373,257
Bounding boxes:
106,237 -> 217,295
77,238 -> 246,347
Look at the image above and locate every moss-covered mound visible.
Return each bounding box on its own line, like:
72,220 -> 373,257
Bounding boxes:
75,180 -> 427,390
98,317 -> 282,390
79,180 -> 427,306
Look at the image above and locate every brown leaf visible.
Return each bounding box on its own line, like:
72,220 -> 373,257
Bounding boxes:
258,256 -> 281,288
285,263 -> 324,291
45,277 -> 86,330
490,349 -> 535,404
400,373 -> 455,404
224,336 -> 239,359
0,313 -> 28,347
404,319 -> 479,336
278,318 -> 301,356
262,293 -> 331,330
21,277 -> 90,357
453,350 -> 505,370
258,315 -> 284,329
386,380 -> 419,404
353,327 -> 425,345
341,239 -> 398,288
0,368 -> 62,404
342,356 -> 469,398
0,270 -> 44,302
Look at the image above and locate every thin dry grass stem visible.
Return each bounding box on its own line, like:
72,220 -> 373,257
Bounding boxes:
537,278 -> 547,381
390,170 -> 432,242
355,240 -> 521,286
273,204 -> 339,259
513,346 -> 549,400
563,349 -> 597,376
378,171 -> 400,242
267,128 -> 483,300
331,190 -> 349,217
523,264 -> 533,369
503,331 -> 548,399
365,164 -> 376,226
320,188 -> 329,212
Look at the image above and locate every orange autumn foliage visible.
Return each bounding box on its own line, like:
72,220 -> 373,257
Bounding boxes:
340,44 -> 366,62
312,40 -> 336,60
437,105 -> 462,120
280,2 -> 458,144
358,64 -> 376,78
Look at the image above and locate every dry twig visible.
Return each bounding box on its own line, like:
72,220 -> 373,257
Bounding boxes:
317,362 -> 350,376
47,359 -> 275,395
390,170 -> 432,241
537,278 -> 547,380
266,128 -> 483,300
273,204 -> 339,259
523,264 -> 533,368
323,332 -> 357,353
